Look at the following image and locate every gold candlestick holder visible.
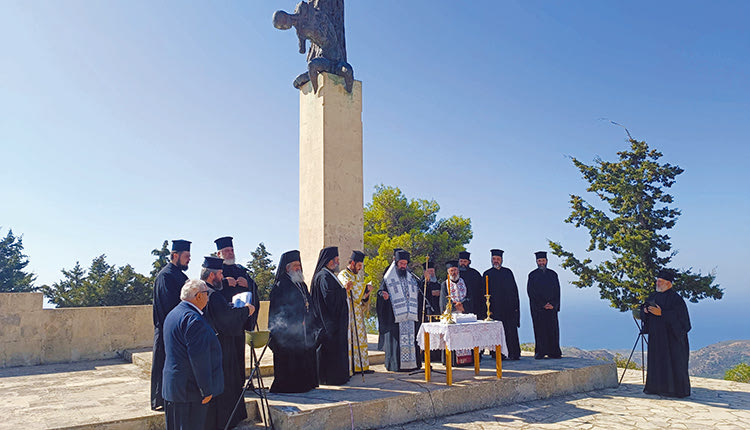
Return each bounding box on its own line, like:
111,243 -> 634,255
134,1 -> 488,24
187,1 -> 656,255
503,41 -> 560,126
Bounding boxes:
440,299 -> 455,324
484,294 -> 492,321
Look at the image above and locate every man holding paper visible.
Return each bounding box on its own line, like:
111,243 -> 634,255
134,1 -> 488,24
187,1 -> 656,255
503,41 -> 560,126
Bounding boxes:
201,256 -> 255,430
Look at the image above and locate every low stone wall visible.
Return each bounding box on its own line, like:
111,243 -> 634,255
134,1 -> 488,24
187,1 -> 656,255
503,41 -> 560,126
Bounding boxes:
0,293 -> 271,368
0,293 -> 152,367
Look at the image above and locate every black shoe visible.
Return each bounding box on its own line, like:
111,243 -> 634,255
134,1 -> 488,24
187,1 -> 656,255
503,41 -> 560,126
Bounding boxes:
509,357 -> 521,361
534,354 -> 544,359
363,369 -> 375,374
550,355 -> 562,359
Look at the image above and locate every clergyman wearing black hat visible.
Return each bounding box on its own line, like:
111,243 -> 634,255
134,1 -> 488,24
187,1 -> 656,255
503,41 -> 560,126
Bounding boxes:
527,251 -> 562,359
151,239 -> 191,411
310,246 -> 351,385
268,250 -> 322,393
377,249 -> 423,372
200,256 -> 255,430
213,236 -> 260,331
640,269 -> 692,398
458,251 -> 484,318
483,249 -> 522,360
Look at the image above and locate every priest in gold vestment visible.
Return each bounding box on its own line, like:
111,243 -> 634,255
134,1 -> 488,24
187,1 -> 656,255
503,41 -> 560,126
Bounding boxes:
338,250 -> 373,374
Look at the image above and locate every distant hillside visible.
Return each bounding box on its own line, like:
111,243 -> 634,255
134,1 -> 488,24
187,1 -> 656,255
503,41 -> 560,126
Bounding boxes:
560,340 -> 750,380
689,340 -> 750,379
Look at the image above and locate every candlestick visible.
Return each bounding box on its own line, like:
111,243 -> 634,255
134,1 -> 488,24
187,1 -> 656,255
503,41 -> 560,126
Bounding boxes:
484,294 -> 492,321
485,275 -> 489,296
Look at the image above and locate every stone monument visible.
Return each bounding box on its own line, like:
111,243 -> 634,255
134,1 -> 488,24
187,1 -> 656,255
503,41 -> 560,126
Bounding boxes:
274,1 -> 363,283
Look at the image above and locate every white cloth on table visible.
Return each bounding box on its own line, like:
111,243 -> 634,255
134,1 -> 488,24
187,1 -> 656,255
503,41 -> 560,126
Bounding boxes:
417,321 -> 508,357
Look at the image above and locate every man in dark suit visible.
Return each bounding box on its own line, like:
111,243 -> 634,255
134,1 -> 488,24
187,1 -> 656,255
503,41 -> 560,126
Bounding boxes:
162,279 -> 224,430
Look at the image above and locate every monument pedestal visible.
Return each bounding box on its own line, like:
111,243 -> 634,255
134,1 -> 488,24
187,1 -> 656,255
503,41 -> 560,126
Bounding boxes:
299,72 -> 363,283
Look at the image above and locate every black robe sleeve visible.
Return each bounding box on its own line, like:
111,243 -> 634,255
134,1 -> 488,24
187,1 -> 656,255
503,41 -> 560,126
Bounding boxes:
205,291 -> 250,336
376,279 -> 395,335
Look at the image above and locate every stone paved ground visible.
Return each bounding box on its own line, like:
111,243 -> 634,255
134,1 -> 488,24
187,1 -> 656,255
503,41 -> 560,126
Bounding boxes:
383,369 -> 750,430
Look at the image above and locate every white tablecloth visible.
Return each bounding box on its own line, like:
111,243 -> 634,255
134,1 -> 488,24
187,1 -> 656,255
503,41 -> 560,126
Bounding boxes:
418,320 -> 508,357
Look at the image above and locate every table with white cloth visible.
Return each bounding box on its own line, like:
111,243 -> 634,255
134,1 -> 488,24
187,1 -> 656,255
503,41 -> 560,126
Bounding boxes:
417,320 -> 507,385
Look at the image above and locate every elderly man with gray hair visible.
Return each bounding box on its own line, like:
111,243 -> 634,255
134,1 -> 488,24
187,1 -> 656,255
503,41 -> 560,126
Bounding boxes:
162,279 -> 224,430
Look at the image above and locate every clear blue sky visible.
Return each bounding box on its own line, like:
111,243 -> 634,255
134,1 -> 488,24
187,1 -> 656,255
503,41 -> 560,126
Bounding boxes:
2,1 -> 748,349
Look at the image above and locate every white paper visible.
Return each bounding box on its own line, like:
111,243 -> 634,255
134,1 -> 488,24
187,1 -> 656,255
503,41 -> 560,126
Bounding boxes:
232,291 -> 252,308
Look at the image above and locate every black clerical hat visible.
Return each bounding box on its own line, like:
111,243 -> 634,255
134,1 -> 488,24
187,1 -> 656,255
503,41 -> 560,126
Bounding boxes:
350,250 -> 365,263
275,250 -> 301,282
395,250 -> 410,262
445,260 -> 459,269
458,251 -> 471,260
392,248 -> 404,256
534,251 -> 547,259
490,249 -> 504,257
314,246 -> 339,275
214,236 -> 233,250
657,269 -> 675,283
202,256 -> 223,270
423,261 -> 435,269
171,240 -> 191,252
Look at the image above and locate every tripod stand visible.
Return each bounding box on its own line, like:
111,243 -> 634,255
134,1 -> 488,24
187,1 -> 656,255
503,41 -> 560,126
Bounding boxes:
224,335 -> 274,430
618,312 -> 648,386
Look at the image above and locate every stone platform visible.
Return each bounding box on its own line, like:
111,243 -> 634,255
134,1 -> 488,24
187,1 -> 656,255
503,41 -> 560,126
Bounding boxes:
1,336 -> 617,430
264,354 -> 616,429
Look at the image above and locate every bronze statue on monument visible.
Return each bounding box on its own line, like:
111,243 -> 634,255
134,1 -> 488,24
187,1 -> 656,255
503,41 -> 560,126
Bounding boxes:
273,0 -> 354,93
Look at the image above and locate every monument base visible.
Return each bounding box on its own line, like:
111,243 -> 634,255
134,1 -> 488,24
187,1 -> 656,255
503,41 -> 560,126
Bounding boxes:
264,354 -> 617,430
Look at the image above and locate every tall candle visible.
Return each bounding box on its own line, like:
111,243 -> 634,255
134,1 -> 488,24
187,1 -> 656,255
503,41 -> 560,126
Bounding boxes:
485,275 -> 489,296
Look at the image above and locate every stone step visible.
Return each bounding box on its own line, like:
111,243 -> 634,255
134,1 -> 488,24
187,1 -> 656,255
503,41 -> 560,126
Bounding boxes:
262,354 -> 618,429
124,334 -> 384,378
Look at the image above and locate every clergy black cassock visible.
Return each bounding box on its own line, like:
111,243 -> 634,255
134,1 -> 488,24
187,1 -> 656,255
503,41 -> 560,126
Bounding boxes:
459,266 -> 484,317
310,247 -> 351,385
484,266 -> 521,360
162,301 -> 223,430
527,267 -> 562,358
152,262 -> 189,410
203,285 -> 250,429
640,288 -> 692,398
268,251 -> 322,393
420,278 -> 441,317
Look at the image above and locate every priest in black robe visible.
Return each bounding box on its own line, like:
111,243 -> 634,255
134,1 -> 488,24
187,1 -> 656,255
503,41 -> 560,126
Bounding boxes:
641,269 -> 691,398
419,261 -> 441,319
215,237 -> 260,331
458,251 -> 484,317
151,239 -> 191,411
268,250 -> 322,393
310,246 -> 351,385
527,251 -> 562,359
201,256 -> 254,430
377,250 -> 423,372
483,249 -> 521,360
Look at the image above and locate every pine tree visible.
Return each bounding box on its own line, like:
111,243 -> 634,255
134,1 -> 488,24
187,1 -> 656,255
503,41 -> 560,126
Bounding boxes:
247,243 -> 276,301
150,240 -> 171,281
549,138 -> 722,311
42,255 -> 152,307
0,228 -> 37,292
364,185 -> 472,283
